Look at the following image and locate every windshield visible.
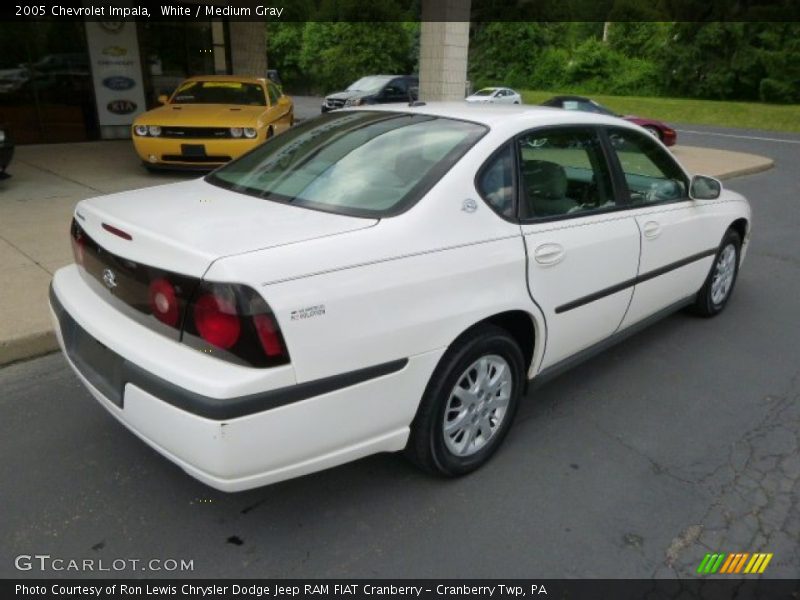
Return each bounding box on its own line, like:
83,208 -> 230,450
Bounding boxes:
474,89 -> 497,96
346,76 -> 393,93
171,81 -> 266,106
207,111 -> 487,217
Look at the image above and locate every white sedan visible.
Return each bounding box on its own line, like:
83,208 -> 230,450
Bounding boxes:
466,87 -> 522,104
50,104 -> 751,491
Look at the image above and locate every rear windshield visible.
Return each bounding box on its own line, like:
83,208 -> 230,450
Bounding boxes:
171,81 -> 266,106
346,76 -> 393,93
206,111 -> 487,218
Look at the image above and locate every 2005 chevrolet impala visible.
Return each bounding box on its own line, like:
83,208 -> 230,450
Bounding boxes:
50,103 -> 751,491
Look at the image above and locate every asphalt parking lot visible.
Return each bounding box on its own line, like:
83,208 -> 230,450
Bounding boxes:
1,124 -> 798,580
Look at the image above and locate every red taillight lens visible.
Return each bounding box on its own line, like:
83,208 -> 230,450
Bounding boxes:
253,313 -> 285,357
193,293 -> 241,349
70,222 -> 86,265
149,277 -> 179,327
182,283 -> 290,367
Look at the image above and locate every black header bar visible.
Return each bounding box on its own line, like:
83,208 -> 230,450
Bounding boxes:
2,0 -> 799,22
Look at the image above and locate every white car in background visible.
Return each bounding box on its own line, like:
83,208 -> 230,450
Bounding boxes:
50,103 -> 751,491
466,87 -> 522,104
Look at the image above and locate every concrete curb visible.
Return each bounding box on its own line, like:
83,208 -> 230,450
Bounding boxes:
716,160 -> 775,181
0,330 -> 57,366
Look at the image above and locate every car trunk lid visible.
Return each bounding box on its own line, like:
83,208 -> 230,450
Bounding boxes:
75,178 -> 377,278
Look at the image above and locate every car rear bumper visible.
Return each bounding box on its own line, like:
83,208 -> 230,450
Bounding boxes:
50,265 -> 438,491
132,136 -> 262,168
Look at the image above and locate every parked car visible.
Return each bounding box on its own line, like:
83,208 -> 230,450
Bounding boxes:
541,95 -> 677,146
0,126 -> 13,177
321,75 -> 418,112
466,87 -> 522,104
51,103 -> 750,491
132,75 -> 293,171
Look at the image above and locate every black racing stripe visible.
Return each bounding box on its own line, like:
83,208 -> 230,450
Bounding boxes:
50,284 -> 408,420
555,248 -> 717,314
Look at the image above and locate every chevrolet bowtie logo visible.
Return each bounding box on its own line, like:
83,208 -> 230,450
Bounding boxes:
102,268 -> 118,289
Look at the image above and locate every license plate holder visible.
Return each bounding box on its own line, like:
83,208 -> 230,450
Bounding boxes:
181,144 -> 206,157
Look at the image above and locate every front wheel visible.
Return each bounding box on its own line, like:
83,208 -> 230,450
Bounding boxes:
406,324 -> 524,477
692,229 -> 741,317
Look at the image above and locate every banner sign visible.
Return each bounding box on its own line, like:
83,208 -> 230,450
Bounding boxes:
84,11 -> 146,135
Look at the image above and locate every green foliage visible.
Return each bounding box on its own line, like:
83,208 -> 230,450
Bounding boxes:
266,0 -> 416,94
299,22 -> 414,93
469,21 -> 800,104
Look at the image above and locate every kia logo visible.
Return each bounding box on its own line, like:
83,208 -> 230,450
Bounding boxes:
107,99 -> 137,115
102,268 -> 118,289
102,76 -> 135,91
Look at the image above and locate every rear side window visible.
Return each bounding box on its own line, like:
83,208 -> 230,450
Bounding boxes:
266,83 -> 281,105
477,144 -> 515,218
517,127 -> 616,219
608,128 -> 688,204
207,111 -> 487,217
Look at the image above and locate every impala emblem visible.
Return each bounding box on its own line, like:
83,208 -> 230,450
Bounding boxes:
102,268 -> 118,289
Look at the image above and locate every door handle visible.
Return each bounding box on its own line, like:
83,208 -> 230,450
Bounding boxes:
534,243 -> 565,265
642,221 -> 661,239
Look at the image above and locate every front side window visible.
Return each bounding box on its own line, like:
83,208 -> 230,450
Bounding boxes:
477,144 -> 515,218
608,128 -> 688,204
171,80 -> 266,106
207,111 -> 487,217
517,128 -> 616,219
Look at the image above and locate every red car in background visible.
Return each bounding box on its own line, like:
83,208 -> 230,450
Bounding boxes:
541,95 -> 677,146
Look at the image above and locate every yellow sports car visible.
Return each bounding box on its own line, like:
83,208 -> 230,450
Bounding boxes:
132,75 -> 293,170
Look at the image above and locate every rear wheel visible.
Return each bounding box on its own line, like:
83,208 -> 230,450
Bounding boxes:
644,125 -> 663,142
406,324 -> 524,476
692,229 -> 741,317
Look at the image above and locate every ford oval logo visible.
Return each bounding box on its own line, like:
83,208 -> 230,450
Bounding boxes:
102,76 -> 135,91
107,99 -> 137,115
102,268 -> 118,289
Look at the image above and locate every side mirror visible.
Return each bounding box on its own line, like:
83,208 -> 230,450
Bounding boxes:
157,94 -> 169,105
689,175 -> 722,200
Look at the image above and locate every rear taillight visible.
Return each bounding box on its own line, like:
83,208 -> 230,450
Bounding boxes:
69,219 -> 288,368
70,219 -> 86,265
149,277 -> 180,327
193,293 -> 241,349
183,282 -> 289,368
253,314 -> 284,357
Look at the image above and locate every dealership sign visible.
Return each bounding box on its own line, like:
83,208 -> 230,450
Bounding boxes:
84,11 -> 146,135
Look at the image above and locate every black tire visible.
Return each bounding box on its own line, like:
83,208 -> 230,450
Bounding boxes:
692,228 -> 742,317
267,126 -> 274,139
644,125 -> 663,142
405,323 -> 525,477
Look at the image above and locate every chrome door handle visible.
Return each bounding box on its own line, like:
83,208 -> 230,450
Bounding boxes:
643,221 -> 661,239
534,243 -> 565,265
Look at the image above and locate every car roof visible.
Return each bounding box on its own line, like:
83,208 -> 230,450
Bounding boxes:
183,75 -> 269,85
351,102 -> 627,129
